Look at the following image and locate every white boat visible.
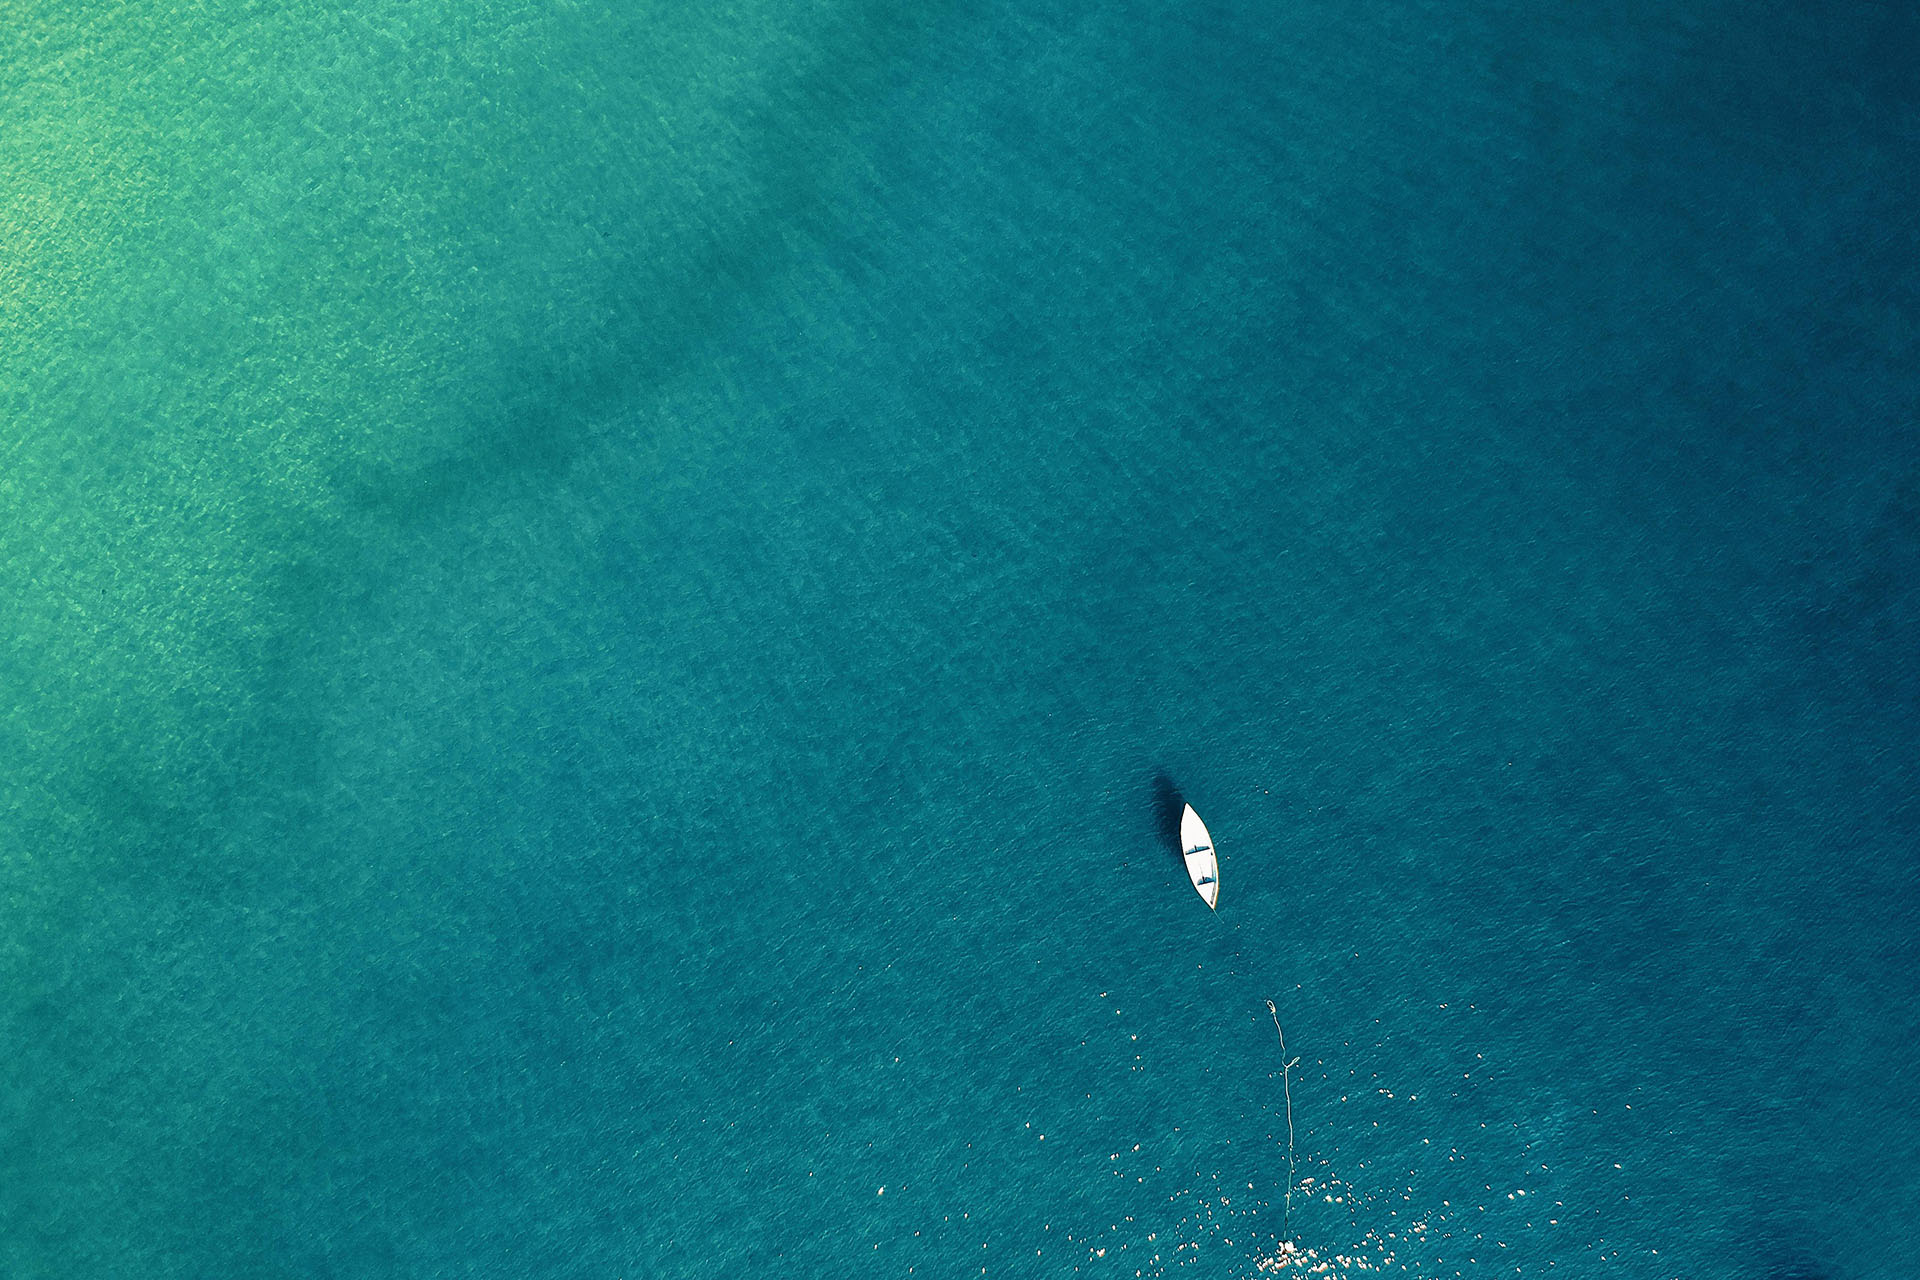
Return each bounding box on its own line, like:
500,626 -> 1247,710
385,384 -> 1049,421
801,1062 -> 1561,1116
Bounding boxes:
1181,804 -> 1219,910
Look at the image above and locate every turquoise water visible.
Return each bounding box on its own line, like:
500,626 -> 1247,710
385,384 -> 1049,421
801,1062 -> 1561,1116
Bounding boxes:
4,1 -> 1916,1276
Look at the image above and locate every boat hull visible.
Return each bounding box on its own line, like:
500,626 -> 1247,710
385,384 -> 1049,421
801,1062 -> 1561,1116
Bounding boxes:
1181,804 -> 1219,910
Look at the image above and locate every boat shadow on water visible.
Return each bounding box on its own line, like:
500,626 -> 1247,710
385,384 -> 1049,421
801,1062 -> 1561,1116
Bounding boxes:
1150,771 -> 1186,867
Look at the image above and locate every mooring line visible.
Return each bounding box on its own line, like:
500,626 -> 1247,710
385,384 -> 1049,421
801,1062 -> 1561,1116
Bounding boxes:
1266,999 -> 1301,1249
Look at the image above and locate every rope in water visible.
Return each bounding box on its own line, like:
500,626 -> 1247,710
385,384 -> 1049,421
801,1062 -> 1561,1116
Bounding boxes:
1266,999 -> 1301,1248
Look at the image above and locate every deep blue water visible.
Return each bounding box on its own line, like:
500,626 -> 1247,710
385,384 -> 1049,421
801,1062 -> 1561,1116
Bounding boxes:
3,0 -> 1916,1277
